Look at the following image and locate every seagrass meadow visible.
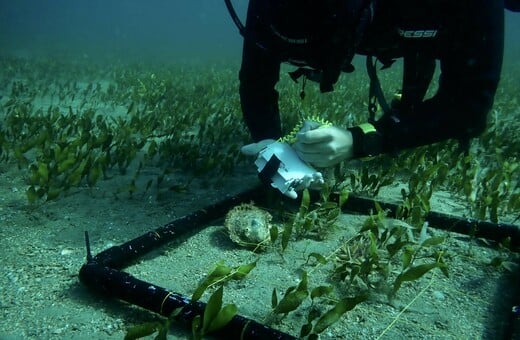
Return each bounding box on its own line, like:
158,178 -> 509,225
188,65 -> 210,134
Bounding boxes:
0,55 -> 519,339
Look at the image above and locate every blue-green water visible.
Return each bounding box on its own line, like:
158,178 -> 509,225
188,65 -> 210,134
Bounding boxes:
1,2 -> 519,62
0,0 -> 247,63
0,2 -> 519,339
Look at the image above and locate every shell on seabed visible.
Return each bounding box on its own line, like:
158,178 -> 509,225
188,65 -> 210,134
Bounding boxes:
224,203 -> 273,249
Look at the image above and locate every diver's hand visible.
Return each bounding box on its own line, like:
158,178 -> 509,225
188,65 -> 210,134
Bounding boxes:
293,126 -> 354,167
241,139 -> 276,156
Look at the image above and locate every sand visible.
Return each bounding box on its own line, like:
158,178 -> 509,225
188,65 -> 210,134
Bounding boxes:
1,159 -> 519,340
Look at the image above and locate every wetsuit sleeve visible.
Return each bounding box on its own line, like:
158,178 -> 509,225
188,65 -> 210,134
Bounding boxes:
352,0 -> 504,157
239,0 -> 282,142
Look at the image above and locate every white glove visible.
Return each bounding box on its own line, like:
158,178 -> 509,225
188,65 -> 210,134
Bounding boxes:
293,125 -> 354,167
254,141 -> 324,199
241,139 -> 276,156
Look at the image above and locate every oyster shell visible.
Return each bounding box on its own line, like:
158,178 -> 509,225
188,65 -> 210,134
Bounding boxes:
225,203 -> 273,249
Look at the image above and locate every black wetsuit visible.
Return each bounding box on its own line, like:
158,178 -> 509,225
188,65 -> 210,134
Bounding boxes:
239,0 -> 505,158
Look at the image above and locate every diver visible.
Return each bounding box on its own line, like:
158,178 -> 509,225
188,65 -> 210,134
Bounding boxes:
226,0 -> 519,198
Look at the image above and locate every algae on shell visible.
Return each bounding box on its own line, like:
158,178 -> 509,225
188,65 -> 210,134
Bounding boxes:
225,203 -> 273,249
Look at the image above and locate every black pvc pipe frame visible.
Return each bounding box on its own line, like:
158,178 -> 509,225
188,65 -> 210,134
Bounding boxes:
79,186 -> 519,339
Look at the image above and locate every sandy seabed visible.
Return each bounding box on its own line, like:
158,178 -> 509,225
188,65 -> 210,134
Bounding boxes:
1,157 -> 519,340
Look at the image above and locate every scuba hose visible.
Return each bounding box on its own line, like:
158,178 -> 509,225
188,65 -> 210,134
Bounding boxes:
366,55 -> 391,123
224,0 -> 245,37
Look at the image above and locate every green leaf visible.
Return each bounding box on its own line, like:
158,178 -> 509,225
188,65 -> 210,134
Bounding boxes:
87,165 -> 101,187
386,240 -> 409,258
46,187 -> 62,201
69,158 -> 88,186
57,158 -> 76,174
368,231 -> 378,257
274,289 -> 308,314
339,189 -> 349,208
192,261 -> 232,301
156,318 -> 170,340
312,294 -> 368,334
37,162 -> 49,184
410,206 -> 423,226
231,260 -> 257,280
206,303 -> 237,334
489,256 -> 503,267
320,202 -> 338,210
310,286 -> 333,300
281,222 -> 292,252
307,307 -> 322,322
269,225 -> 278,243
274,272 -> 308,314
297,271 -> 308,291
191,315 -> 202,340
393,262 -> 447,295
402,246 -> 414,269
374,201 -> 385,219
271,288 -> 278,309
202,286 -> 223,333
420,236 -> 445,247
26,186 -> 38,204
147,139 -> 157,157
300,188 -> 310,215
326,207 -> 340,222
307,252 -> 327,265
300,306 -> 323,338
124,321 -> 161,340
300,323 -> 313,338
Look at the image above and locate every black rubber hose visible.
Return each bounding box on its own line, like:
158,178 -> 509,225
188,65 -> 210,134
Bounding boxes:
90,187 -> 267,268
79,186 -> 295,339
79,263 -> 296,340
338,194 -> 520,251
366,56 -> 391,119
224,0 -> 245,36
79,185 -> 518,340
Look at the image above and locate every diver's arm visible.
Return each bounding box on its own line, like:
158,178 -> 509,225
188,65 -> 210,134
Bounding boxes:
239,38 -> 282,142
351,0 -> 504,157
239,1 -> 282,142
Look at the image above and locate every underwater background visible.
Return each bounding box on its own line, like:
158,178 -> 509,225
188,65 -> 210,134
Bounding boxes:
1,1 -> 519,62
0,0 -> 247,63
0,1 -> 519,339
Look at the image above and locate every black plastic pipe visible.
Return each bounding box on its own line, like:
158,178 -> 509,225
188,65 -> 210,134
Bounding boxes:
80,186 -> 296,339
79,185 -> 519,340
91,186 -> 268,268
337,194 -> 520,251
79,262 -> 296,340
